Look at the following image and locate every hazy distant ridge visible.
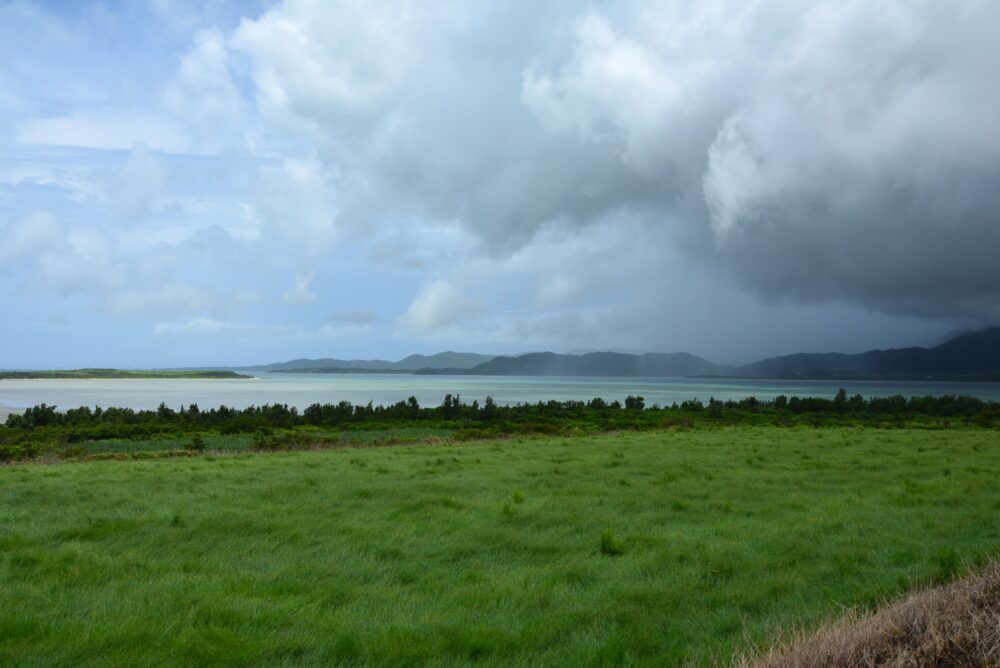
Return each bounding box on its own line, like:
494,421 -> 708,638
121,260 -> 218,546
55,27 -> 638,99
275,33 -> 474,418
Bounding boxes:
453,352 -> 721,377
737,327 -> 1000,379
250,327 -> 1000,380
256,351 -> 495,373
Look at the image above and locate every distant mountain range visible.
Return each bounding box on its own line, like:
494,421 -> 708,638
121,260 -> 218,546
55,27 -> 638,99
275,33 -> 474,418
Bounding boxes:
243,327 -> 1000,381
734,327 -> 1000,381
430,352 -> 720,377
246,351 -> 495,373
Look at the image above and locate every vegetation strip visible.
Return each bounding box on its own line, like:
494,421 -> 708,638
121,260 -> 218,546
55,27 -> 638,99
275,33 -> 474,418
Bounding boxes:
4,390 -> 999,463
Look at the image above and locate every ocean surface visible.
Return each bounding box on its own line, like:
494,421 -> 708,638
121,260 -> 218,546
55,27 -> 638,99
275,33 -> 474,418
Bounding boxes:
2,373 -> 1000,420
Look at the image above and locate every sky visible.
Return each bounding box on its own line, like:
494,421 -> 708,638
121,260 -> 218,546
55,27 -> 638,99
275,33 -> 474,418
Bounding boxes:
1,0 -> 998,368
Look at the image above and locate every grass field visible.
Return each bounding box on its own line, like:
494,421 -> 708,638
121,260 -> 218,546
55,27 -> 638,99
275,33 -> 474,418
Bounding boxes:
1,427 -> 998,665
49,427 -> 454,458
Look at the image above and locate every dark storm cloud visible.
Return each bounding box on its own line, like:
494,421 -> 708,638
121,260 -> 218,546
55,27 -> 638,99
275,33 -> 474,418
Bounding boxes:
233,0 -> 1000,321
700,2 -> 1000,320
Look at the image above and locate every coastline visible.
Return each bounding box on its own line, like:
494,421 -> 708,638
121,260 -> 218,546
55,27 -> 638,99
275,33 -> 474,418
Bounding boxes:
0,370 -> 251,380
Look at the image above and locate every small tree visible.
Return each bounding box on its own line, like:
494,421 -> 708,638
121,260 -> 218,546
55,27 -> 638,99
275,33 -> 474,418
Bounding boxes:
482,395 -> 497,419
624,395 -> 645,410
707,398 -> 723,419
833,388 -> 848,413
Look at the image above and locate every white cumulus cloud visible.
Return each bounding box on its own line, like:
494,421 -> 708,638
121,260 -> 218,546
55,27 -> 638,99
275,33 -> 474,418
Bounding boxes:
400,280 -> 481,332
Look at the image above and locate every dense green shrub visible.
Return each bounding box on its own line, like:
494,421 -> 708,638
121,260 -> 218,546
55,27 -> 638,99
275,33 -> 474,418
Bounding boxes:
0,442 -> 42,462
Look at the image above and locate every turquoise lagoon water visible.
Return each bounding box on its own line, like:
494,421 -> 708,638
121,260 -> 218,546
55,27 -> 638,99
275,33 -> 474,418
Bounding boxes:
3,373 -> 1000,419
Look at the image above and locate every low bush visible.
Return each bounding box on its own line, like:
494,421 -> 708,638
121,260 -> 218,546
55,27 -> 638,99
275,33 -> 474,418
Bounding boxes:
0,442 -> 42,462
600,528 -> 625,556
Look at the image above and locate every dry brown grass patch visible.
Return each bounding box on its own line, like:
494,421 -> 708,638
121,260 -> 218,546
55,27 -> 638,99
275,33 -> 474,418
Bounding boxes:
743,563 -> 1000,667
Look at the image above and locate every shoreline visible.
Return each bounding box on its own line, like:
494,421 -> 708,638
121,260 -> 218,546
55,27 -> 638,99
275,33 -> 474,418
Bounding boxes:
0,370 -> 251,380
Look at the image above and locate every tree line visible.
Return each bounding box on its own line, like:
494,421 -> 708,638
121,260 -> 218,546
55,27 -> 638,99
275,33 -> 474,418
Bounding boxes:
4,389 -> 998,436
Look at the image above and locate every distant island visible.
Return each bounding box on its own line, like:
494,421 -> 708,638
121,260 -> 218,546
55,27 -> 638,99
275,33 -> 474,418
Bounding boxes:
417,351 -> 718,377
245,327 -> 1000,381
0,369 -> 250,380
246,351 -> 495,373
14,328 -> 1000,382
277,367 -> 412,375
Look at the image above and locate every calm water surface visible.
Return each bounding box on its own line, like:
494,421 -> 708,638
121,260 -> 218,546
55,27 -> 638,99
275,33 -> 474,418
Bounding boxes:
3,373 -> 1000,419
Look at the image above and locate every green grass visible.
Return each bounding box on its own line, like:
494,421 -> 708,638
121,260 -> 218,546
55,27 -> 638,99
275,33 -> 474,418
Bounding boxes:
1,427 -> 998,665
50,427 -> 455,458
